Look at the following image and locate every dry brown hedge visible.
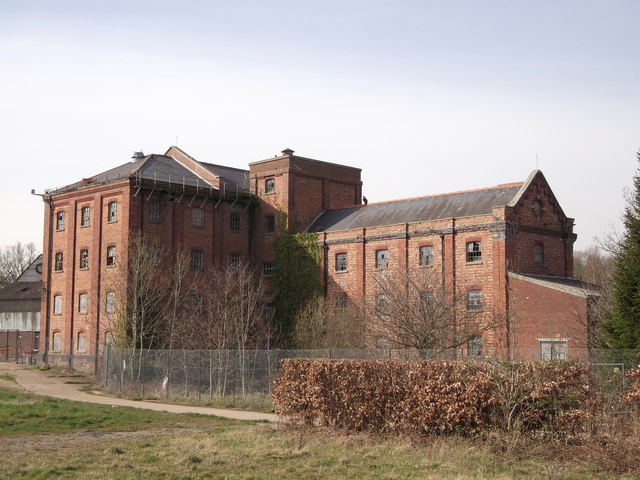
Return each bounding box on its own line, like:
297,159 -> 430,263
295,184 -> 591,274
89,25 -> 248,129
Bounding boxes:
272,359 -> 595,435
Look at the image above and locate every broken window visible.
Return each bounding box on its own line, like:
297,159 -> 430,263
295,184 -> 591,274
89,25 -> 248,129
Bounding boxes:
419,245 -> 433,266
80,206 -> 90,227
79,249 -> 89,270
265,178 -> 275,194
467,289 -> 482,311
335,253 -> 348,272
466,241 -> 481,263
54,252 -> 63,272
56,211 -> 65,231
376,249 -> 388,269
107,201 -> 117,223
106,246 -> 116,266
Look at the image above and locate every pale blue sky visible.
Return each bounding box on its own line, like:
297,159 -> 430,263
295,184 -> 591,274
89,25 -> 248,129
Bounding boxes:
1,0 -> 638,252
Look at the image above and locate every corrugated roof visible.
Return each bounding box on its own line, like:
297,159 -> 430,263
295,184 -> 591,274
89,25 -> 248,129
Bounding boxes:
306,184 -> 523,233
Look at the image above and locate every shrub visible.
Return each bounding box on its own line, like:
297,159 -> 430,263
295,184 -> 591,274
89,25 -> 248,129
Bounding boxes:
272,359 -> 596,436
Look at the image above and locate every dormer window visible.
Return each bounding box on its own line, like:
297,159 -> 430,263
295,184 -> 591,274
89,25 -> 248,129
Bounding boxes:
265,178 -> 275,194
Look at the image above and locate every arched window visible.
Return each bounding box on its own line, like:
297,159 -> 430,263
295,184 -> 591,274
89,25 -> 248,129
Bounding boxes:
77,332 -> 87,353
52,332 -> 61,352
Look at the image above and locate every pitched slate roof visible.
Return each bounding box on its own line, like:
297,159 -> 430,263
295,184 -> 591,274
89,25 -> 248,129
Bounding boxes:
47,153 -> 250,195
306,183 -> 524,233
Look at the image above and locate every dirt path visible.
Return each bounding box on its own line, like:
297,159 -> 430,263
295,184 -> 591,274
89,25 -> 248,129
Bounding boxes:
0,362 -> 278,422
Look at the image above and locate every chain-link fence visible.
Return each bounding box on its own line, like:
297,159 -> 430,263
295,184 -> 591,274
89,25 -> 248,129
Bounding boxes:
99,346 -> 640,405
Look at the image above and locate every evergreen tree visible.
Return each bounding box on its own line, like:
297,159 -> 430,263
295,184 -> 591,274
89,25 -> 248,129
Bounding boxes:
605,151 -> 640,348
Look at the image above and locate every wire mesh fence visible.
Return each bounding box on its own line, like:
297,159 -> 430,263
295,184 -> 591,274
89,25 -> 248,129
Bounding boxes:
99,346 -> 640,405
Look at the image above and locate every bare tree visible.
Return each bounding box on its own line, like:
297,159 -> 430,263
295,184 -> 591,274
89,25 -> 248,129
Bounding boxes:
0,242 -> 38,287
292,293 -> 368,349
102,234 -> 192,379
368,266 -> 500,355
175,262 -> 271,395
573,245 -> 615,348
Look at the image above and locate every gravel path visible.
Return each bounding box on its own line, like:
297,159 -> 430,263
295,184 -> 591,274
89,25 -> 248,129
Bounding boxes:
0,362 -> 278,422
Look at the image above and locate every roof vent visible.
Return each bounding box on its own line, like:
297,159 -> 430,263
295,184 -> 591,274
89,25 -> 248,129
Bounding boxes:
131,151 -> 145,161
281,148 -> 294,156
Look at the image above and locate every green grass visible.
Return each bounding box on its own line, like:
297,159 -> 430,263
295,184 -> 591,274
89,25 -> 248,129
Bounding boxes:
0,386 -> 635,479
0,374 -> 16,382
0,386 -> 235,436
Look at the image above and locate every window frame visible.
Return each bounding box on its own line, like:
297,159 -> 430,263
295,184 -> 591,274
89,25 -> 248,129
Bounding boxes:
107,201 -> 118,223
79,249 -> 89,270
466,241 -> 482,263
76,332 -> 87,353
78,293 -> 88,314
376,249 -> 389,269
106,245 -> 116,267
80,206 -> 90,227
376,293 -> 388,314
105,291 -> 116,313
262,262 -> 275,276
192,207 -> 204,228
230,212 -> 241,231
191,249 -> 204,270
230,253 -> 241,267
467,335 -> 483,358
467,289 -> 483,311
54,252 -> 64,272
53,295 -> 63,315
56,211 -> 65,231
149,200 -> 161,222
265,215 -> 276,234
51,332 -> 61,352
335,252 -> 348,272
264,178 -> 275,194
538,339 -> 568,361
419,245 -> 434,267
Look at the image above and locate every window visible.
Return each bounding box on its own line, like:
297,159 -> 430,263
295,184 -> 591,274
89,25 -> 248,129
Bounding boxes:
56,211 -> 65,231
80,206 -> 90,227
266,215 -> 275,234
466,241 -> 482,263
335,253 -> 348,272
52,332 -> 61,352
230,253 -> 241,267
54,252 -> 64,272
230,212 -> 241,231
262,262 -> 275,276
532,200 -> 543,217
192,207 -> 204,228
149,201 -> 161,222
107,201 -> 117,223
336,294 -> 348,308
534,244 -> 544,266
53,295 -> 62,315
77,332 -> 86,353
149,246 -> 161,267
376,249 -> 388,269
106,246 -> 116,266
78,293 -> 88,314
191,250 -> 204,270
79,249 -> 89,270
265,178 -> 275,194
467,289 -> 482,311
539,339 -> 568,361
376,294 -> 388,314
467,336 -> 483,358
105,292 -> 115,313
420,291 -> 434,311
419,245 -> 433,266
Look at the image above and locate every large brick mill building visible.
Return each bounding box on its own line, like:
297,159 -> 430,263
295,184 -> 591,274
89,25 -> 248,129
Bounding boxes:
40,147 -> 595,371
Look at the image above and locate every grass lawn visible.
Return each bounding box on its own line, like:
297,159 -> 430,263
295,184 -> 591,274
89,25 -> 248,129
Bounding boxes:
0,386 -> 635,479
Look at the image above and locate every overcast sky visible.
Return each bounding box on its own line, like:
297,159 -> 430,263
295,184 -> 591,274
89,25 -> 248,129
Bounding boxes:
1,0 -> 638,252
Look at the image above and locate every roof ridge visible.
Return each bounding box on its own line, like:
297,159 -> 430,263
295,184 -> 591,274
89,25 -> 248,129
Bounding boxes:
361,182 -> 524,208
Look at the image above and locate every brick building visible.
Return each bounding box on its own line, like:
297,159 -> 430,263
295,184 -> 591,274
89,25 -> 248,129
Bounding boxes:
40,147 -> 595,371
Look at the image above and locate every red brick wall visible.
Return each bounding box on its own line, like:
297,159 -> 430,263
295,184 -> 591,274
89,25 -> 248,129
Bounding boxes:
508,275 -> 589,361
506,172 -> 575,277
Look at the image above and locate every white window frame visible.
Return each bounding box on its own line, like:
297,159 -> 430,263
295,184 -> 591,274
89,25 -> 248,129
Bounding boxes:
538,338 -> 568,361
